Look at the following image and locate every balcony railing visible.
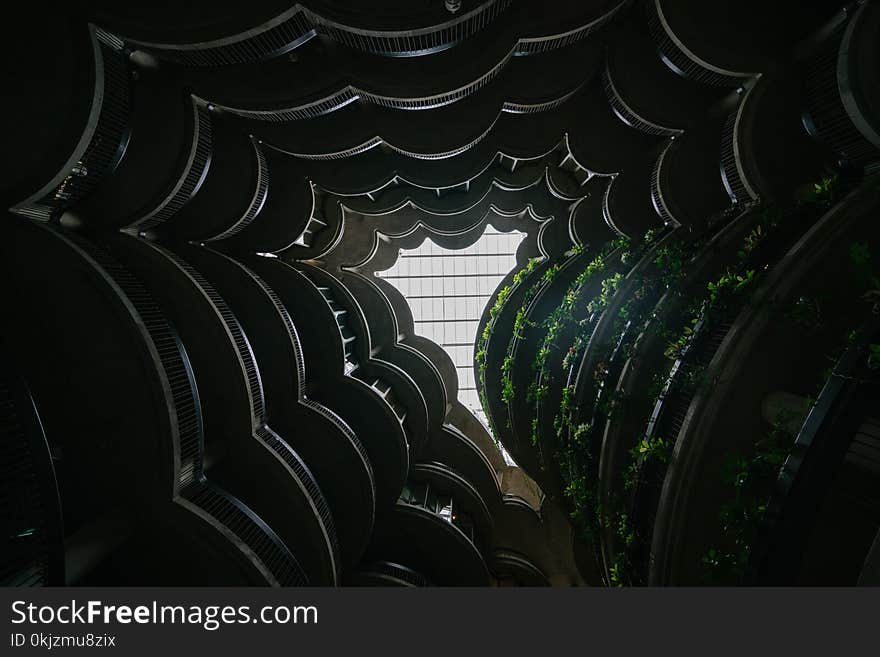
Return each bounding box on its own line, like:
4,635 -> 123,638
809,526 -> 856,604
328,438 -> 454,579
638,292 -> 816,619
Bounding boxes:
649,138 -> 682,227
719,87 -> 760,206
645,0 -> 753,87
603,59 -> 681,137
119,1 -> 512,65
129,99 -> 213,233
11,27 -> 130,222
205,138 -> 269,241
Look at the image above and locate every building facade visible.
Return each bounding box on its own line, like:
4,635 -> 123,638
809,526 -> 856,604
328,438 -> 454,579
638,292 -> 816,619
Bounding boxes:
2,0 -> 879,586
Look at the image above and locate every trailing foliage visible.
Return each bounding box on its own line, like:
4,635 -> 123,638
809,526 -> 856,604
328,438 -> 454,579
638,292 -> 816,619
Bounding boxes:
701,414 -> 796,584
475,257 -> 539,442
523,230 -> 666,564
500,262 -> 561,404
623,437 -> 672,492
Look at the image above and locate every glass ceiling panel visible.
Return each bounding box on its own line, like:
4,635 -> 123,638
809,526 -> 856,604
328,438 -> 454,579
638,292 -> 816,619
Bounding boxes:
376,226 -> 526,463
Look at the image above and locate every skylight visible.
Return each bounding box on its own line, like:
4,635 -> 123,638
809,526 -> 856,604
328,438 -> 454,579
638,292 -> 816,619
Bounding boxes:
376,226 -> 526,456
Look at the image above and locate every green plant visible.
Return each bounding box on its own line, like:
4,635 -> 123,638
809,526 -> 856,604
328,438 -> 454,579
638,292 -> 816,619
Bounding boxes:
702,413 -> 796,584
529,417 -> 540,446
500,356 -> 515,403
623,437 -> 672,492
636,436 -> 671,462
707,269 -> 756,306
741,224 -> 764,255
608,511 -> 635,586
806,172 -> 839,206
572,422 -> 592,445
587,273 -> 623,315
868,344 -> 880,371
664,324 -> 694,360
654,240 -> 689,286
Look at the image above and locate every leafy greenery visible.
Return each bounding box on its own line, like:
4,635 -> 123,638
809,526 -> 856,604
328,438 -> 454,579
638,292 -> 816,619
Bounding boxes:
664,322 -> 695,360
475,257 -> 539,441
500,262 -> 561,403
701,413 -> 796,584
805,172 -> 839,207
500,356 -> 515,403
653,239 -> 689,287
707,269 -> 756,306
623,436 -> 672,492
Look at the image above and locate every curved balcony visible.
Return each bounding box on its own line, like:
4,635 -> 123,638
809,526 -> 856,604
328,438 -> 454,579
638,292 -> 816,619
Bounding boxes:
348,561 -> 431,587
297,263 -> 428,454
303,136 -> 548,197
651,120 -> 730,228
730,76 -> 829,204
569,177 -> 620,249
408,462 -> 494,556
153,122 -> 269,242
651,179 -> 880,585
250,132 -> 569,206
1,218 -> 307,586
130,99 -> 213,234
364,462 -> 493,585
493,493 -> 587,585
594,209 -> 755,585
370,275 -> 460,412
649,140 -> 680,227
512,0 -> 630,56
476,257 -> 554,481
492,550 -> 549,586
603,15 -> 723,136
101,235 -> 339,585
747,319 -> 880,584
324,173 -> 566,272
96,0 -> 629,68
322,182 -> 574,312
0,369 -> 64,586
9,25 -> 129,222
803,2 -> 880,173
189,26 -> 514,121
238,81 -> 544,163
645,0 -> 753,87
564,78 -> 662,176
505,251 -> 589,496
192,23 -> 600,126
555,233 -> 672,578
229,83 -> 640,179
1,219 -> 180,545
174,245 -> 376,569
719,92 -> 759,206
339,271 -> 447,435
646,0 -> 833,87
603,57 -> 682,138
332,154 -> 548,230
603,154 -> 665,237
244,256 -> 409,510
96,1 -> 513,65
71,82 -> 210,232
529,244 -> 628,492
421,425 -> 504,517
291,186 -> 346,256
211,150 -> 314,254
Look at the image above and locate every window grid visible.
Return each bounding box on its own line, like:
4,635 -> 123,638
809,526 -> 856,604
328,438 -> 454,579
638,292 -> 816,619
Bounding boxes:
376,227 -> 526,463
